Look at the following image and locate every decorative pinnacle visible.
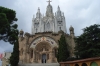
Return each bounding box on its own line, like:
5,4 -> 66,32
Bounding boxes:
47,0 -> 52,5
58,6 -> 60,11
38,7 -> 40,12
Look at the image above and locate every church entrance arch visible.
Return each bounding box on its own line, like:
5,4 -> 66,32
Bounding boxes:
30,36 -> 58,63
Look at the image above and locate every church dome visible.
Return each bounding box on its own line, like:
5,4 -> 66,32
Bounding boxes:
69,26 -> 74,31
19,29 -> 24,35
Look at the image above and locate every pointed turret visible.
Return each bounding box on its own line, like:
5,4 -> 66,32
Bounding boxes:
57,6 -> 62,16
36,7 -> 41,18
58,6 -> 60,11
37,7 -> 40,13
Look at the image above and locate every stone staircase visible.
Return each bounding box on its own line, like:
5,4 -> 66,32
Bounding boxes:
18,63 -> 59,66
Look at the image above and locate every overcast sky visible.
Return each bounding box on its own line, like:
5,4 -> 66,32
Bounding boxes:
0,0 -> 100,56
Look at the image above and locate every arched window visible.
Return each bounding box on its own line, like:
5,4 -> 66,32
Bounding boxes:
90,62 -> 98,66
75,64 -> 79,66
82,63 -> 87,66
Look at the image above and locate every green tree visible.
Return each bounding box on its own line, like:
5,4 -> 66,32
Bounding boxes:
0,6 -> 19,66
57,34 -> 70,62
0,6 -> 18,43
75,24 -> 100,59
10,37 -> 19,66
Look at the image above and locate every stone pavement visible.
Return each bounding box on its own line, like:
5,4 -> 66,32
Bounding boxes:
18,63 -> 59,66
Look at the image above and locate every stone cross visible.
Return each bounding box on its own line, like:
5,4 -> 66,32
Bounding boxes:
47,0 -> 52,5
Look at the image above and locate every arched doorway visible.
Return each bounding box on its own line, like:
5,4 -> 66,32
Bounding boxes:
75,64 -> 79,66
35,41 -> 51,63
82,63 -> 87,66
42,54 -> 46,63
90,62 -> 98,66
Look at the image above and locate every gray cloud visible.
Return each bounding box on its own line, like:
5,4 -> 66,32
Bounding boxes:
0,0 -> 100,53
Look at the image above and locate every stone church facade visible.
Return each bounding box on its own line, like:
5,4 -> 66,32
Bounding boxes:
19,0 -> 75,64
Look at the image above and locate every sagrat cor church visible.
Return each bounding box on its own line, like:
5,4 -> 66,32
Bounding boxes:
19,0 -> 75,64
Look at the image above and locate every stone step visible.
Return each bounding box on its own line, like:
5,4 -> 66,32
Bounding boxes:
19,63 -> 59,66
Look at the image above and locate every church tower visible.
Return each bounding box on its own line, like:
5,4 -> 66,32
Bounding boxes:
32,7 -> 42,34
55,6 -> 67,33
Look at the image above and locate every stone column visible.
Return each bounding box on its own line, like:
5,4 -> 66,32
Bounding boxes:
26,53 -> 30,63
23,51 -> 26,63
34,51 -> 36,63
37,53 -> 39,63
38,53 -> 41,63
40,53 -> 42,63
49,51 -> 53,62
33,50 -> 35,62
52,50 -> 55,62
28,49 -> 31,63
35,52 -> 37,62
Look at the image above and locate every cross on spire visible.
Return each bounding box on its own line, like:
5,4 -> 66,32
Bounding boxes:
47,0 -> 52,5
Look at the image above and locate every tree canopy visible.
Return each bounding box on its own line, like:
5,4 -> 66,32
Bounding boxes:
75,24 -> 100,59
57,33 -> 70,62
0,6 -> 19,66
0,6 -> 18,44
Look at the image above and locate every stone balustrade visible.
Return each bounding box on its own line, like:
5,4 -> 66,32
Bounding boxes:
60,57 -> 100,66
